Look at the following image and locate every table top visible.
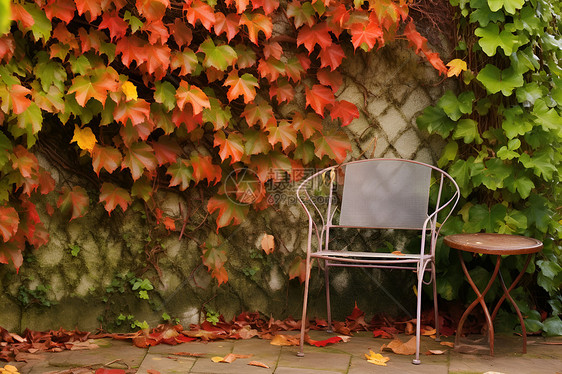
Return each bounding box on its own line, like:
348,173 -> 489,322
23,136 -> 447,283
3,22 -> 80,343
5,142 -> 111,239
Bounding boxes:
444,233 -> 543,255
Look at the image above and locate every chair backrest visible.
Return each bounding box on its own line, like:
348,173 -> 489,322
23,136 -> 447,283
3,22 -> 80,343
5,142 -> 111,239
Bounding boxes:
338,159 -> 432,229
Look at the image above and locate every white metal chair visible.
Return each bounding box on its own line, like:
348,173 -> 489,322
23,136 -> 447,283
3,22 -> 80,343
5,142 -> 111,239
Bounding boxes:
296,158 -> 460,364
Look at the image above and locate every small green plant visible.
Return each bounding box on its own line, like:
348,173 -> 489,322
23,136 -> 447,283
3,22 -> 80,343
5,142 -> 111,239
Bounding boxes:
68,244 -> 81,257
115,313 -> 149,330
17,284 -> 55,308
131,278 -> 154,300
205,308 -> 220,326
162,312 -> 180,325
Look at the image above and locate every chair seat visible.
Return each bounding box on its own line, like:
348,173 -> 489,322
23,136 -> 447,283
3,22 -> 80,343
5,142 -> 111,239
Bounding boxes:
311,250 -> 431,263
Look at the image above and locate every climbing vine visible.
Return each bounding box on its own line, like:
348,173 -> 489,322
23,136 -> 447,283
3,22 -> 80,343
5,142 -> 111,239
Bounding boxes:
418,0 -> 562,333
0,0 -> 448,284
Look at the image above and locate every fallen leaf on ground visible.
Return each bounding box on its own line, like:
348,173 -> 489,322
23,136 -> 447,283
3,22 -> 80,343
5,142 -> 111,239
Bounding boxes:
391,251 -> 404,255
422,328 -> 436,336
172,352 -> 205,357
404,322 -> 414,335
211,353 -> 252,363
270,334 -> 299,346
95,369 -> 127,374
381,337 -> 417,355
425,349 -> 446,355
147,370 -> 161,374
305,335 -> 344,347
248,361 -> 270,368
364,350 -> 390,366
373,329 -> 393,339
440,341 -> 454,348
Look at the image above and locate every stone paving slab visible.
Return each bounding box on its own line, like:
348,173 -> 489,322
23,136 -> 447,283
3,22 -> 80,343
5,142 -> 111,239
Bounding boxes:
3,332 -> 562,373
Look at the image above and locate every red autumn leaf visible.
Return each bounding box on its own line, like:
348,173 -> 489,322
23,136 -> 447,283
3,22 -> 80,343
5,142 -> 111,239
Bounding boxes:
99,182 -> 132,215
57,186 -> 89,221
284,56 -> 307,83
292,112 -> 322,140
12,145 -> 39,178
288,256 -> 306,283
373,329 -> 394,339
330,100 -> 360,126
403,21 -> 428,55
319,44 -> 345,71
317,68 -> 343,92
242,101 -> 274,128
185,0 -> 216,31
297,23 -> 333,54
287,0 -> 316,28
258,57 -> 285,82
119,121 -> 154,146
116,36 -> 148,68
312,131 -> 351,163
263,41 -> 282,60
74,0 -> 102,20
243,129 -> 271,155
252,0 -> 279,14
326,3 -> 349,29
44,0 -> 76,24
240,12 -> 272,45
269,79 -> 295,104
92,145 -> 123,175
170,49 -> 198,76
214,131 -> 244,164
121,142 -> 158,181
11,3 -> 35,29
266,121 -> 297,150
213,12 -> 240,42
162,216 -> 175,231
225,0 -> 249,14
136,0 -> 169,22
113,98 -> 151,126
152,137 -> 181,166
234,44 -> 257,68
176,81 -> 211,115
202,244 -> 229,285
307,336 -> 343,347
1,85 -> 32,115
305,85 -> 335,117
190,154 -> 222,185
224,71 -> 259,103
0,206 -> 19,242
350,18 -> 384,51
0,35 -> 15,62
172,106 -> 203,131
170,19 -> 193,47
53,23 -> 78,48
98,11 -> 128,41
142,20 -> 169,45
145,43 -> 171,75
38,170 -> 56,195
167,159 -> 193,190
207,194 -> 249,230
423,51 -> 448,75
95,368 -> 127,374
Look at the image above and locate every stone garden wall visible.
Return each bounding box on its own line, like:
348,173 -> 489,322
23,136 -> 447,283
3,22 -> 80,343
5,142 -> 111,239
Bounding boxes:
0,41 -> 453,333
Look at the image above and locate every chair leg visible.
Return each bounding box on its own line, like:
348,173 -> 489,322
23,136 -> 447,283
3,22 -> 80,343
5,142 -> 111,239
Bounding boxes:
431,262 -> 440,342
325,262 -> 333,333
298,255 -> 312,357
412,264 -> 424,365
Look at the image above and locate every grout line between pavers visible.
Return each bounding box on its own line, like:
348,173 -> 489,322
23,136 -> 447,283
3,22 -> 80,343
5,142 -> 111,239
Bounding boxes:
271,345 -> 283,373
137,347 -> 150,373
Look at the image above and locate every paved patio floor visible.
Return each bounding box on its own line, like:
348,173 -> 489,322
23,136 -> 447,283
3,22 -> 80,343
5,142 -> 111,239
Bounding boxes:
6,331 -> 562,374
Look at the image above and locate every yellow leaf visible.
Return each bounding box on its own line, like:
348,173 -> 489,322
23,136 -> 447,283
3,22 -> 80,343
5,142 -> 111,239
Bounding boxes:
364,350 -> 389,366
122,81 -> 138,101
71,125 -> 96,152
211,356 -> 224,362
446,59 -> 467,77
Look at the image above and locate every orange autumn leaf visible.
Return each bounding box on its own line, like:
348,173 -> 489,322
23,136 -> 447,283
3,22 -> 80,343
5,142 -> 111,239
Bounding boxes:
261,233 -> 275,254
446,58 -> 468,77
224,70 -> 259,103
381,337 -> 417,355
248,361 -> 270,368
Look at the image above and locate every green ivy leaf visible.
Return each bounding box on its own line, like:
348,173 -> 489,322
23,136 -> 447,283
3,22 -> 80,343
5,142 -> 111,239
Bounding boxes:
470,0 -> 505,26
501,106 -> 533,138
34,52 -> 67,92
519,149 -> 557,181
475,23 -> 517,56
477,64 -> 524,96
487,0 -> 525,14
503,174 -> 534,199
452,119 -> 482,144
515,82 -> 545,105
154,81 -> 177,111
203,97 -> 232,131
532,99 -> 562,134
199,38 -> 237,71
513,6 -> 542,32
23,2 -> 52,42
524,194 -> 553,233
437,141 -> 458,168
437,91 -> 463,121
449,158 -> 474,197
542,316 -> 562,336
510,47 -> 540,74
472,158 -> 511,190
465,203 -> 506,233
498,209 -> 527,234
416,106 -> 456,137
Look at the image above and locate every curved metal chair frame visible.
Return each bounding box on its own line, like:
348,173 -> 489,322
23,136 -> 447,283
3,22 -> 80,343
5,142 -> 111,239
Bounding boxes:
296,158 -> 460,364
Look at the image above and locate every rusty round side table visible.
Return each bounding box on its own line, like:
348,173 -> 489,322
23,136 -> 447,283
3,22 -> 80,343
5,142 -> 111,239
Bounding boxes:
443,233 -> 543,356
